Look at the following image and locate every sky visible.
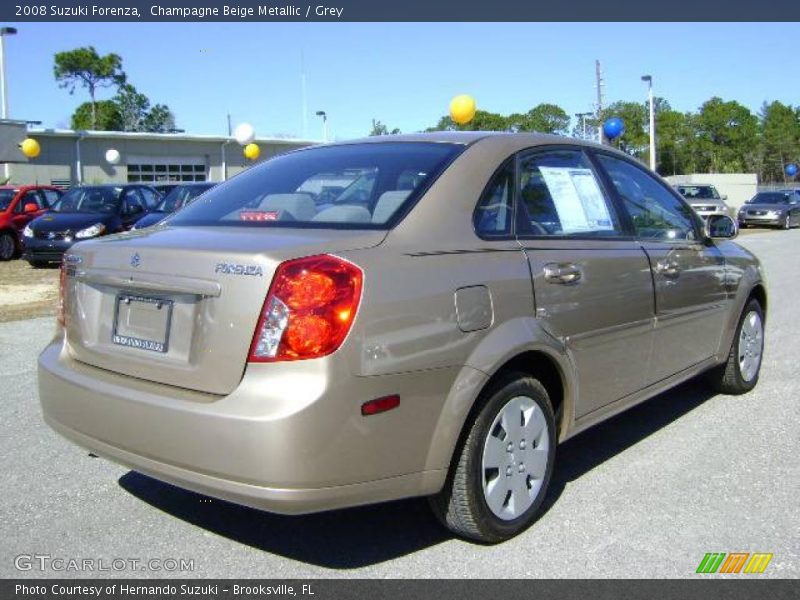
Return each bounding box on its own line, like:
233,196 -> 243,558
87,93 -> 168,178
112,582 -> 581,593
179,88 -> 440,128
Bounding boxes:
3,22 -> 797,142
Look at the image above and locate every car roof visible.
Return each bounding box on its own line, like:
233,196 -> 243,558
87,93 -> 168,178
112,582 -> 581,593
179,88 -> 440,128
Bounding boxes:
330,131 -> 595,147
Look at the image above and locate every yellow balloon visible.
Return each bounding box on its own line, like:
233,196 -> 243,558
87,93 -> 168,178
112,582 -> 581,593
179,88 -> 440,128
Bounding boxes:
243,143 -> 260,160
20,138 -> 41,159
449,94 -> 477,125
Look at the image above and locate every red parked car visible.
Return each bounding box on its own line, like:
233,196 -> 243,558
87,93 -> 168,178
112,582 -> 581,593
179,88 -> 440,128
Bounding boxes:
0,185 -> 63,260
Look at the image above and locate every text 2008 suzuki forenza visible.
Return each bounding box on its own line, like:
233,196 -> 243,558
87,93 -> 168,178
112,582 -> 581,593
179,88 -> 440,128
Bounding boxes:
39,133 -> 766,542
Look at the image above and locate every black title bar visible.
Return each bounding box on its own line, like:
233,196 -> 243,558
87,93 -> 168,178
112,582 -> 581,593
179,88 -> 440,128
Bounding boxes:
3,0 -> 799,22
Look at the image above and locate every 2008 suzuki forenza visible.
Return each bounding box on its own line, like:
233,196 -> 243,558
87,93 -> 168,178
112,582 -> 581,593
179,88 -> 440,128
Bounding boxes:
39,133 -> 766,542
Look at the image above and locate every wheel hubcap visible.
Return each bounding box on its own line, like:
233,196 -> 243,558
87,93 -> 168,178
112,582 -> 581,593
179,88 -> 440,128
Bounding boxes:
738,311 -> 763,382
481,395 -> 549,520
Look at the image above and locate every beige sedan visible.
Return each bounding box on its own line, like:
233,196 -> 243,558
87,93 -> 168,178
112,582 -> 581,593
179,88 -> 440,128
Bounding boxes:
39,133 -> 765,542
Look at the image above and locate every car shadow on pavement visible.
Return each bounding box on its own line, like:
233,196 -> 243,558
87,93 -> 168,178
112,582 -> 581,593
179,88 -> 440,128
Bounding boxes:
118,471 -> 449,569
119,379 -> 715,568
539,380 -> 716,517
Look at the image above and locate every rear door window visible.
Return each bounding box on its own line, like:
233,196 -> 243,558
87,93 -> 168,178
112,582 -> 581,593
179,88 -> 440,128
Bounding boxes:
516,149 -> 623,237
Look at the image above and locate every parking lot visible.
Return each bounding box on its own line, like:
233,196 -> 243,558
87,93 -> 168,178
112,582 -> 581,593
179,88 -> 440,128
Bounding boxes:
0,228 -> 797,579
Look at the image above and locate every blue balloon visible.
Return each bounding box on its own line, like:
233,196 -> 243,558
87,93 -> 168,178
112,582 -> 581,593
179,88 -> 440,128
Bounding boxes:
603,117 -> 625,140
786,163 -> 798,177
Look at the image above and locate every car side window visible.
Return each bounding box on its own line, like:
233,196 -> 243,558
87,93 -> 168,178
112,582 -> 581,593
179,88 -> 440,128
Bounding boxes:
596,154 -> 697,241
474,160 -> 514,236
15,191 -> 42,213
41,189 -> 61,207
516,149 -> 622,237
123,189 -> 146,215
138,187 -> 159,208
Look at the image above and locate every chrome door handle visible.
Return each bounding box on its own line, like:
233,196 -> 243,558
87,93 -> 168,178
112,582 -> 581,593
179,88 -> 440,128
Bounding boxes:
544,263 -> 582,284
656,260 -> 681,279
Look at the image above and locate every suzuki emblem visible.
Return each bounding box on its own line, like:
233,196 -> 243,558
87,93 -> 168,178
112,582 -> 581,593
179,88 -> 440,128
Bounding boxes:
130,252 -> 141,268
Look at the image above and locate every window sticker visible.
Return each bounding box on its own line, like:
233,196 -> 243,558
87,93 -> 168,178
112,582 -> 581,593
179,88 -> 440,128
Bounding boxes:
539,167 -> 614,233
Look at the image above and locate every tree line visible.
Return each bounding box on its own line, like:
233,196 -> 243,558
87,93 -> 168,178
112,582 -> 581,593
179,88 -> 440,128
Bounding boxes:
54,46 -> 176,133
372,98 -> 800,183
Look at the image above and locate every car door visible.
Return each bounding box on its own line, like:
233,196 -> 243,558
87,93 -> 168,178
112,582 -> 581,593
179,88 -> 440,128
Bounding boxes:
11,190 -> 45,231
514,147 -> 655,418
121,189 -> 147,229
593,152 -> 728,383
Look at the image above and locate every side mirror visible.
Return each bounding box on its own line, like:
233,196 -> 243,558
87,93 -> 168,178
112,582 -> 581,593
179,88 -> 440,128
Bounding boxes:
721,194 -> 728,201
706,214 -> 737,240
23,202 -> 38,213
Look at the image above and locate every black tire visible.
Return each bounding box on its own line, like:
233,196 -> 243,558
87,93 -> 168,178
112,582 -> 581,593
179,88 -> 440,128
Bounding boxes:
706,298 -> 764,395
0,231 -> 16,261
27,260 -> 48,269
429,372 -> 556,543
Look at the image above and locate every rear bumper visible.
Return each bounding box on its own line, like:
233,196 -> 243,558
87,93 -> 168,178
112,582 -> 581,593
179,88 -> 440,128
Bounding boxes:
38,338 -> 454,514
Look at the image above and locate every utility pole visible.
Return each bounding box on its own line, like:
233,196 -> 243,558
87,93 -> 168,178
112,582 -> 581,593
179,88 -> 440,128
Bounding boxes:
595,60 -> 605,144
641,75 -> 656,171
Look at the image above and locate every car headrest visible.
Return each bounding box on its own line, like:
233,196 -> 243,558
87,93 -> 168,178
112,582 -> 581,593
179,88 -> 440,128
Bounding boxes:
312,205 -> 372,223
372,190 -> 411,223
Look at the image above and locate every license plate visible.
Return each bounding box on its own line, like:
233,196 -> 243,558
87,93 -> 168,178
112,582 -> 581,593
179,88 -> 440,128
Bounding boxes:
112,294 -> 173,353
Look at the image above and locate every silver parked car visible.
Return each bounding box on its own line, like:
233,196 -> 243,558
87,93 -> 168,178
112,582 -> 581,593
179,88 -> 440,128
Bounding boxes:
737,190 -> 800,229
39,133 -> 766,543
675,184 -> 729,220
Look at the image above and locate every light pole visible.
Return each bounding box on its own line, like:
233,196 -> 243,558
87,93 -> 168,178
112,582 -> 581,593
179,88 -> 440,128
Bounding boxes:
0,27 -> 17,182
641,74 -> 656,171
575,112 -> 592,140
0,27 -> 17,120
315,110 -> 328,143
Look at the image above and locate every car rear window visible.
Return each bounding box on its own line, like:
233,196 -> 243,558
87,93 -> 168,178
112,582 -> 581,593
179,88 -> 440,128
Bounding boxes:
169,142 -> 463,229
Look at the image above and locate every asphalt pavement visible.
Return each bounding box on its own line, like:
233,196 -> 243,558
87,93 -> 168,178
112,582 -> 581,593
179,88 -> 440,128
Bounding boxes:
1,230 -> 798,579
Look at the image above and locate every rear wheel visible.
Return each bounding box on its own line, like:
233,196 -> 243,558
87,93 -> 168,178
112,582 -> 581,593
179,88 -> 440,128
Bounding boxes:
0,231 -> 16,261
429,372 -> 556,543
706,298 -> 764,394
27,260 -> 47,269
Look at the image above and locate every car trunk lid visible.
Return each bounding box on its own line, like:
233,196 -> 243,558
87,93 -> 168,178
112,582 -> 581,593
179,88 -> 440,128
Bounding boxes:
63,225 -> 385,395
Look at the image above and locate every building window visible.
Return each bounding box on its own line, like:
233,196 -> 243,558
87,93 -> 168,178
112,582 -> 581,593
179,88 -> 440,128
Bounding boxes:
128,162 -> 207,183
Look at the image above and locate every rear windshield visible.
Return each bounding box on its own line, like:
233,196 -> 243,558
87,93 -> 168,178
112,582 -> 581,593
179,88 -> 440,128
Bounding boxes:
747,193 -> 789,205
677,185 -> 720,200
51,187 -> 122,213
158,184 -> 215,213
169,142 -> 463,228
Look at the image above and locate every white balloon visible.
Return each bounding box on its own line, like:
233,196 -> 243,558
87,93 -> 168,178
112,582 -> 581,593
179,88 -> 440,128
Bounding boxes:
105,148 -> 121,165
233,123 -> 255,146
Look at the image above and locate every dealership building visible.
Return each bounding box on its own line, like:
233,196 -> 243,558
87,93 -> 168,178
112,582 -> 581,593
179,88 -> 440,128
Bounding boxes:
0,120 -> 315,187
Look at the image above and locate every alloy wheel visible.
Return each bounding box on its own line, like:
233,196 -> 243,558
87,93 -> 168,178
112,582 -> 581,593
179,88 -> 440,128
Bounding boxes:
738,310 -> 763,382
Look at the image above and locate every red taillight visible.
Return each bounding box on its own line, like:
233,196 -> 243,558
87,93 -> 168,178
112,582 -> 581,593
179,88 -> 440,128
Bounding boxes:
57,258 -> 67,327
248,255 -> 363,362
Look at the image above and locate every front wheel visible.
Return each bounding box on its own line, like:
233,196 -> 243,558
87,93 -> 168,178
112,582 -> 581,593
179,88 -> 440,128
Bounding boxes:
0,231 -> 16,261
782,214 -> 791,230
706,298 -> 764,394
429,372 -> 556,543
